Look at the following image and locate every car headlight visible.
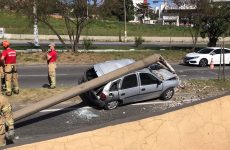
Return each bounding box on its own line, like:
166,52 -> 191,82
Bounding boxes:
192,56 -> 199,59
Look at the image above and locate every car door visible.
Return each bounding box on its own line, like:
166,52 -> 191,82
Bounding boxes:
107,79 -> 121,101
139,73 -> 163,101
224,49 -> 230,64
118,73 -> 140,103
212,49 -> 221,64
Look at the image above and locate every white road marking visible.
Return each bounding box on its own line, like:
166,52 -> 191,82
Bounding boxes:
40,99 -> 201,112
40,106 -> 91,112
131,101 -> 173,106
20,74 -> 69,77
131,99 -> 200,106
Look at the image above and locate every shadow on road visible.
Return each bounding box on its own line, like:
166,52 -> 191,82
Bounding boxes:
15,101 -> 88,129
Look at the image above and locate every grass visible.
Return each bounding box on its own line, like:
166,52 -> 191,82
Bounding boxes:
15,50 -> 187,65
8,87 -> 82,110
0,11 -> 192,36
8,79 -> 230,106
188,79 -> 230,90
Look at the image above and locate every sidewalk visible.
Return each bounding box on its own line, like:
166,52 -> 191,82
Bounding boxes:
5,94 -> 230,150
1,34 -> 230,43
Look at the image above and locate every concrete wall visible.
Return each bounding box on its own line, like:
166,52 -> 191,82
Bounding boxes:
6,95 -> 230,150
2,34 -> 230,43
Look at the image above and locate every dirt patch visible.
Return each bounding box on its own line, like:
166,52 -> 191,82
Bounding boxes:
11,52 -> 230,109
173,79 -> 230,102
8,79 -> 230,111
8,87 -> 81,110
17,51 -> 186,65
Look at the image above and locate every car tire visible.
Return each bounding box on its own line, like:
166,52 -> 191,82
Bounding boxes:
160,88 -> 174,101
104,100 -> 119,110
199,59 -> 208,67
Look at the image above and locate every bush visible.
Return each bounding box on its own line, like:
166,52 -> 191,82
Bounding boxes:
83,38 -> 93,50
134,36 -> 144,47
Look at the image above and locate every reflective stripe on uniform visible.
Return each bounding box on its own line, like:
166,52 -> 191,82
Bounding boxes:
2,104 -> 11,113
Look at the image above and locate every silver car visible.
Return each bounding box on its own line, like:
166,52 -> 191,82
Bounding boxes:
79,59 -> 179,110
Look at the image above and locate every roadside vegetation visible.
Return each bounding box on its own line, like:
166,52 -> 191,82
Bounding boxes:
175,79 -> 230,101
16,50 -> 187,65
8,79 -> 230,108
0,0 -> 229,50
0,11 -> 191,37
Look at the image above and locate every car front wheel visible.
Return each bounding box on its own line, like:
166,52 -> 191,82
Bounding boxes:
199,59 -> 208,67
104,100 -> 119,110
160,88 -> 174,100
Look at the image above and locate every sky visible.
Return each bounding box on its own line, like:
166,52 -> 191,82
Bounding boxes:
148,0 -> 172,8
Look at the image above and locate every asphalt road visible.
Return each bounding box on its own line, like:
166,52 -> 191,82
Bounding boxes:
9,40 -> 230,48
9,64 -> 230,146
14,100 -> 195,145
17,64 -> 230,88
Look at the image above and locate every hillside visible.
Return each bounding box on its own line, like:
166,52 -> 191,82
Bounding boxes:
0,11 -> 191,37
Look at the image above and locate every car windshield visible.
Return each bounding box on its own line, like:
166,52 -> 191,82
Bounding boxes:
197,48 -> 213,54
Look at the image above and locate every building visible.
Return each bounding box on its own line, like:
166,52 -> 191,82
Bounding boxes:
160,0 -> 230,26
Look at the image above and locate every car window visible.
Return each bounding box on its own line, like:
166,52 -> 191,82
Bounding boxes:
121,74 -> 138,89
109,80 -> 121,91
197,48 -> 214,54
140,73 -> 158,85
224,49 -> 230,53
213,49 -> 221,54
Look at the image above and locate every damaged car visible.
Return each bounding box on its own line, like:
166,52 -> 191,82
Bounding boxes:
79,59 -> 179,110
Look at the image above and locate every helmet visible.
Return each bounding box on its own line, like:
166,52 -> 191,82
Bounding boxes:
2,40 -> 10,48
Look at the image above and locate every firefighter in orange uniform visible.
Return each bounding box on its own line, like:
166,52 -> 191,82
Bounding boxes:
47,43 -> 57,89
0,53 -> 5,92
0,94 -> 14,146
1,40 -> 19,96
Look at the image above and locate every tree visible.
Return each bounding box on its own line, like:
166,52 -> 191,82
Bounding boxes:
135,2 -> 150,23
57,0 -> 90,51
1,0 -> 101,51
98,0 -> 134,21
112,0 -> 134,21
149,8 -> 158,20
173,0 -> 230,47
200,2 -> 230,47
2,0 -> 67,47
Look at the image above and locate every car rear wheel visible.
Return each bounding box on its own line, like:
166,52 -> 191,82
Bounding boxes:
199,59 -> 208,67
104,100 -> 119,110
160,88 -> 174,100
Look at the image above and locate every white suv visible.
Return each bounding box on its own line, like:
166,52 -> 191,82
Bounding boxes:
184,47 -> 230,67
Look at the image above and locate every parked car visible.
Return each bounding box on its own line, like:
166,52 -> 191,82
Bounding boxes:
183,47 -> 230,67
79,59 -> 179,110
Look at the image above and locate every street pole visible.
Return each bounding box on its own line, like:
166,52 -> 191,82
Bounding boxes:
33,0 -> 39,46
222,36 -> 225,80
86,0 -> 89,19
124,0 -> 127,42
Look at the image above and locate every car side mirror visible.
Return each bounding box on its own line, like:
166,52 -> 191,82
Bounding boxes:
210,52 -> 216,55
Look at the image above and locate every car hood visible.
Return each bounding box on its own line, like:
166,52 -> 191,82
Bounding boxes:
185,52 -> 203,57
151,69 -> 177,80
94,59 -> 135,77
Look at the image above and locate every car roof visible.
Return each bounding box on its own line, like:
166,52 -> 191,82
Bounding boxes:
93,59 -> 176,81
203,47 -> 230,50
94,59 -> 135,77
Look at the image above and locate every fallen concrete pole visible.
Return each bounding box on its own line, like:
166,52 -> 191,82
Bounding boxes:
13,54 -> 161,121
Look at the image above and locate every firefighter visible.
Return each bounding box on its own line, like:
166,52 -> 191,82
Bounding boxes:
47,43 -> 57,89
0,95 -> 14,147
1,40 -> 19,96
0,53 -> 5,92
